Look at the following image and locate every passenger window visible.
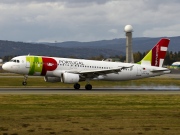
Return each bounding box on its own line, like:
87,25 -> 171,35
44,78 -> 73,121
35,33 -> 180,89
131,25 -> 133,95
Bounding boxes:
17,60 -> 20,63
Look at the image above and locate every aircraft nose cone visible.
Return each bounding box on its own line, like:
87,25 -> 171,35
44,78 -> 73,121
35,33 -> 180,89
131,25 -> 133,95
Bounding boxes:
2,63 -> 8,71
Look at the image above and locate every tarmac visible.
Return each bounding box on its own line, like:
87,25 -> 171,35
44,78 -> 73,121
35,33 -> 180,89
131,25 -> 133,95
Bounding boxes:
0,87 -> 180,94
0,69 -> 179,95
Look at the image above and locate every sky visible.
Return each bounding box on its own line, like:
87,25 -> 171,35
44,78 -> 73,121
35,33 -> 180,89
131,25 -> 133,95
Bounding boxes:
0,0 -> 180,42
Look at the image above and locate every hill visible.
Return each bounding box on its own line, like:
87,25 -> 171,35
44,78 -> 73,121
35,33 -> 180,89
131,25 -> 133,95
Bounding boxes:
0,40 -> 123,58
0,36 -> 180,58
44,36 -> 180,53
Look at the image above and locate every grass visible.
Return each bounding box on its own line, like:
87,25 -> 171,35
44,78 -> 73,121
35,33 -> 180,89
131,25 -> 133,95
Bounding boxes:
0,77 -> 179,87
0,74 -> 180,134
0,95 -> 180,135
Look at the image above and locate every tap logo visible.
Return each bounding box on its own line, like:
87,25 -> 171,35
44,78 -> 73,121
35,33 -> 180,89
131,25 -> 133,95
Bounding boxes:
26,56 -> 57,75
137,38 -> 169,67
151,39 -> 169,67
41,57 -> 57,75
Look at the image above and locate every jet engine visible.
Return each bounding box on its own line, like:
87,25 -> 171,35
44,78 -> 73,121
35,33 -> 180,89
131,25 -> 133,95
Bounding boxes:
44,76 -> 61,83
61,73 -> 80,83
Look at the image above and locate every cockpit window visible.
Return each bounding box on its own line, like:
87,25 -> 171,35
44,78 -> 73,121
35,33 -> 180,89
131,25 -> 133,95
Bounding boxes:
9,59 -> 20,63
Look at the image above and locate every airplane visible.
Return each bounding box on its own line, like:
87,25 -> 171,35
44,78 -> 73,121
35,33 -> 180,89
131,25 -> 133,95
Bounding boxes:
170,62 -> 180,69
2,38 -> 170,90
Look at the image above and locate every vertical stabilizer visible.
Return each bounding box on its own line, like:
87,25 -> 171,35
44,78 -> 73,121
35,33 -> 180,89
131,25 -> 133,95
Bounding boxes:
138,38 -> 170,67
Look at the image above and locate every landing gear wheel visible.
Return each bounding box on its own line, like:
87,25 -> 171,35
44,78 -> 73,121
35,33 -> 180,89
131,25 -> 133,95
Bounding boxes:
74,83 -> 80,90
85,84 -> 92,90
22,81 -> 27,86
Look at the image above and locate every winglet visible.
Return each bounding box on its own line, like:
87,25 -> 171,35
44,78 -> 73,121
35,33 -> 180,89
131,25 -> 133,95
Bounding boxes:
137,38 -> 170,67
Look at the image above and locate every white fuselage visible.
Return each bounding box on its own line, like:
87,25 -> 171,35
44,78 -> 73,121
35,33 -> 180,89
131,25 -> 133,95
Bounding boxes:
2,55 -> 170,82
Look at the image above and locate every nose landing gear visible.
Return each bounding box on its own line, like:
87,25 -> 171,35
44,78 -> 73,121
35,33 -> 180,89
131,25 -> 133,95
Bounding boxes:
22,75 -> 28,86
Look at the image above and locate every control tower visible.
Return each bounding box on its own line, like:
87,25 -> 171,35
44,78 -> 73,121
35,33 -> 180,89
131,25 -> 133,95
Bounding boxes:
124,25 -> 134,63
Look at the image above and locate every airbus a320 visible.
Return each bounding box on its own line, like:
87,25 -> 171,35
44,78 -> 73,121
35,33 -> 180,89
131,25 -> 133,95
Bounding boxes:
2,38 -> 170,90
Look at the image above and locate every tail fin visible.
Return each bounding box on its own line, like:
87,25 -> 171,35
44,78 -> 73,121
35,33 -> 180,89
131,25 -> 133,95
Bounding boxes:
137,38 -> 170,67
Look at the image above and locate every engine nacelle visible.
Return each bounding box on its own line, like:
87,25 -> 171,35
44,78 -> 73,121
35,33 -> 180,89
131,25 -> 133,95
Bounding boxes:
44,76 -> 61,83
61,73 -> 80,84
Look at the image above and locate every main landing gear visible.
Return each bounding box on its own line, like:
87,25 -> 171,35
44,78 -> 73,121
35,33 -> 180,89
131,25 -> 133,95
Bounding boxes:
85,84 -> 92,90
73,83 -> 92,90
74,83 -> 80,90
22,75 -> 28,86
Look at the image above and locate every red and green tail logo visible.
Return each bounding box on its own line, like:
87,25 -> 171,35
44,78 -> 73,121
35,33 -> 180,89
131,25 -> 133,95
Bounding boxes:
138,38 -> 170,67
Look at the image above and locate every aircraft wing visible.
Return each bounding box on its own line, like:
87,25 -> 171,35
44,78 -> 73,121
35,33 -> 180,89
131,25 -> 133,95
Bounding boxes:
67,65 -> 133,78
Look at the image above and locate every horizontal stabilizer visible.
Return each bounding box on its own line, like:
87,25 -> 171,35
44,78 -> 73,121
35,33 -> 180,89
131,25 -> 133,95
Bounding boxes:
150,69 -> 170,73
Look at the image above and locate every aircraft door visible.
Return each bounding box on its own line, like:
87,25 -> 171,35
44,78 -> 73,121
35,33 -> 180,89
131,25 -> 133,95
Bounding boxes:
26,61 -> 30,68
136,65 -> 142,76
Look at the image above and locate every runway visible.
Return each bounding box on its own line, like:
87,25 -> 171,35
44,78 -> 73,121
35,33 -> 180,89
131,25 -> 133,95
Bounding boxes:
0,87 -> 180,94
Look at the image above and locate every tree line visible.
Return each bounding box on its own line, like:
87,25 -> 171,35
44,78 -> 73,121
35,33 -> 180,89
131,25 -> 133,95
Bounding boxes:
1,51 -> 180,65
89,51 -> 180,65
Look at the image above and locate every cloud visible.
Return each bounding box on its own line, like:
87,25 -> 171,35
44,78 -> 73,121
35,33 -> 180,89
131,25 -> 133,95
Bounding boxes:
0,0 -> 109,5
109,29 -> 118,34
0,0 -> 179,42
143,24 -> 180,37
